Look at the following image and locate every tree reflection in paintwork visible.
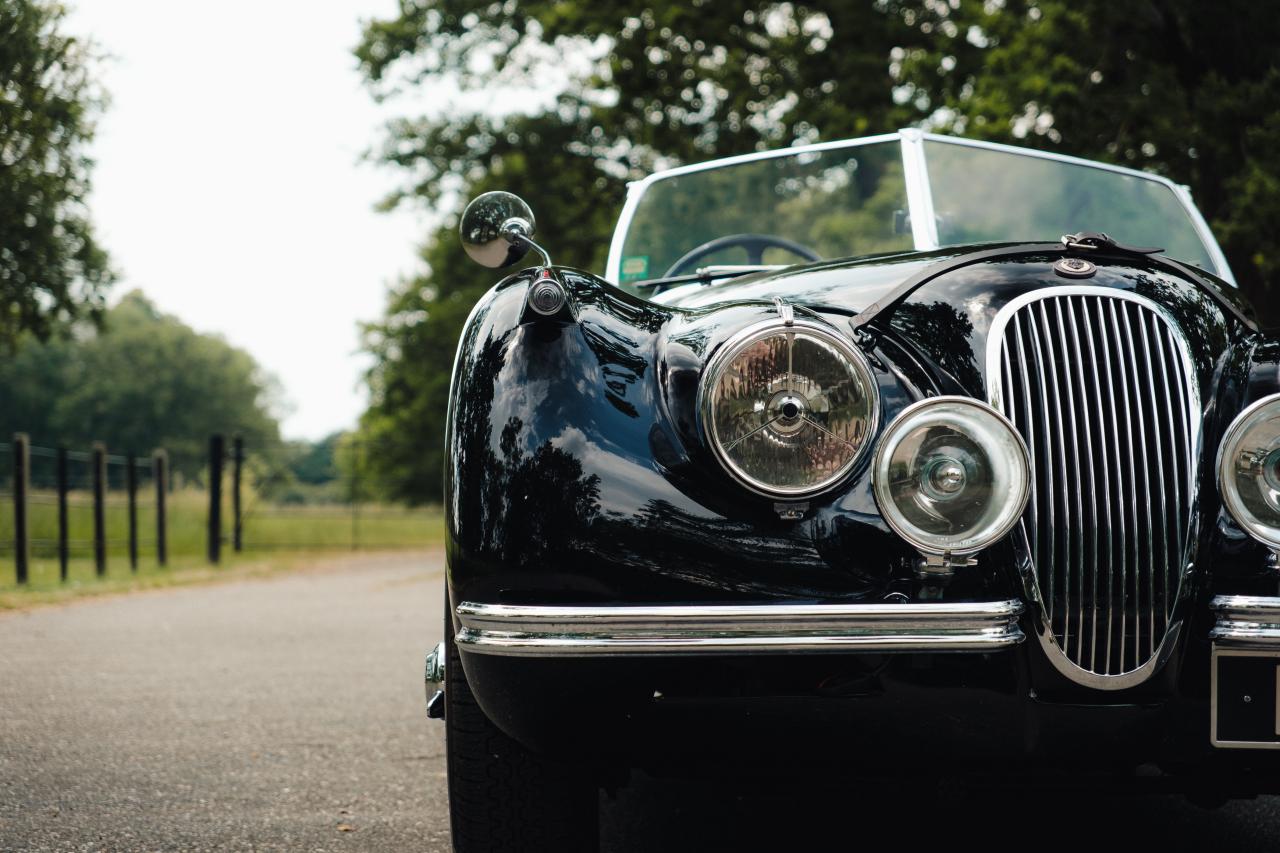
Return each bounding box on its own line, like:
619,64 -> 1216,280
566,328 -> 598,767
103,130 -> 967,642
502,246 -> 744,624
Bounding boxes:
478,416 -> 602,565
888,300 -> 980,393
1131,272 -> 1228,374
451,334 -> 605,566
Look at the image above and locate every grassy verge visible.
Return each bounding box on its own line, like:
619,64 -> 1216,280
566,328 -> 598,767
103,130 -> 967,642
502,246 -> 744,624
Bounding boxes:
0,493 -> 446,611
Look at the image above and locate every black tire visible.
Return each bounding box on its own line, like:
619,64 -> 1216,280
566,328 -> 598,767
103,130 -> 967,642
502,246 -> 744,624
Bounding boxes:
445,600 -> 599,853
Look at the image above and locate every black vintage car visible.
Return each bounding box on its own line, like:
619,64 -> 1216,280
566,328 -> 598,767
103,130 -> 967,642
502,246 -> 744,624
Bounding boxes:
425,130 -> 1280,851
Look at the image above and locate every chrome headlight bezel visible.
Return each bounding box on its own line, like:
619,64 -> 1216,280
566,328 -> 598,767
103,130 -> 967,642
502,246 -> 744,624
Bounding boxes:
872,395 -> 1031,557
697,318 -> 879,499
1218,392 -> 1280,550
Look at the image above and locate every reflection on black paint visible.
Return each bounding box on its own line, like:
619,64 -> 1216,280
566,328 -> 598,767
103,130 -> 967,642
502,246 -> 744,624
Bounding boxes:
888,300 -> 979,393
448,254 -> 1262,605
587,498 -> 848,598
581,324 -> 645,418
476,416 -> 602,565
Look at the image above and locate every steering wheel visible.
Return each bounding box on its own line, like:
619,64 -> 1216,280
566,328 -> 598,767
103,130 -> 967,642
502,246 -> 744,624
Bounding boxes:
662,233 -> 822,278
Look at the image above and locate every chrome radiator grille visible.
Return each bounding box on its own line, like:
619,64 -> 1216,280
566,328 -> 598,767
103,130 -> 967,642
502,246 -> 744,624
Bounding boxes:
990,289 -> 1198,682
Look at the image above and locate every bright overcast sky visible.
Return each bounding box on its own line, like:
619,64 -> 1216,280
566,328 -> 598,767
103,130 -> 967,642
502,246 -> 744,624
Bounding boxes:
69,1 -> 426,441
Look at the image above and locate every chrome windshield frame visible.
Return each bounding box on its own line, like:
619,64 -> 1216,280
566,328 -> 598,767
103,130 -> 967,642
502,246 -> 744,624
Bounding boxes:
604,129 -> 1235,287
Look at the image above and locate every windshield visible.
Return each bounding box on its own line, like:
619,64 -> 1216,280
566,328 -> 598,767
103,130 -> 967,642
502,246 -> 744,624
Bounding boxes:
925,141 -> 1215,270
611,134 -> 1224,285
616,141 -> 912,284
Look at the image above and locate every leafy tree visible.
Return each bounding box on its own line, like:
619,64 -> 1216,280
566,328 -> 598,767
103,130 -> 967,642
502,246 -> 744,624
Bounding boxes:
0,291 -> 282,473
353,3 -> 920,502
0,0 -> 114,346
354,0 -> 1280,501
883,0 -> 1280,307
353,117 -> 624,504
287,432 -> 342,485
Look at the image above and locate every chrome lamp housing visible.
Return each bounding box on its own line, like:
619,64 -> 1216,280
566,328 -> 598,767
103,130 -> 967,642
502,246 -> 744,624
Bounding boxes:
698,318 -> 879,498
873,396 -> 1031,566
1219,393 -> 1280,551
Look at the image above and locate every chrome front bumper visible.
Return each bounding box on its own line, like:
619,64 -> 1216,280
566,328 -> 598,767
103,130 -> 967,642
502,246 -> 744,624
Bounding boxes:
454,599 -> 1026,657
1210,596 -> 1280,648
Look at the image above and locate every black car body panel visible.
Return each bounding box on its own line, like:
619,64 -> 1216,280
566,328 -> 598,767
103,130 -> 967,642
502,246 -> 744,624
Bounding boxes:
442,243 -> 1280,782
439,133 -> 1280,794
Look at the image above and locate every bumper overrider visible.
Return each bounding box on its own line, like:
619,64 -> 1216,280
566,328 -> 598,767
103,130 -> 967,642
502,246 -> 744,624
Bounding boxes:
1210,596 -> 1280,648
453,598 -> 1025,657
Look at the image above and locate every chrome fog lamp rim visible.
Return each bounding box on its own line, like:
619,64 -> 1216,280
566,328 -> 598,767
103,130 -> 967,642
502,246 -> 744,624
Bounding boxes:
873,395 -> 1031,557
698,317 -> 879,499
1218,393 -> 1280,550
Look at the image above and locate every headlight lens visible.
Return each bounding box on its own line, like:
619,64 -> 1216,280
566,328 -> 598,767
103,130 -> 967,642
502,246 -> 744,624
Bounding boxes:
701,319 -> 878,497
1219,394 -> 1280,549
873,396 -> 1030,556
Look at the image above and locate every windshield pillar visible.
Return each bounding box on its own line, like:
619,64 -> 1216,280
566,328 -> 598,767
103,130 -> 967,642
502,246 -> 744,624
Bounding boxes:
900,128 -> 940,252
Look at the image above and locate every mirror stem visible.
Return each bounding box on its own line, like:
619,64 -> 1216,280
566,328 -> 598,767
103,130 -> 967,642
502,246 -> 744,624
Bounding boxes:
515,235 -> 553,267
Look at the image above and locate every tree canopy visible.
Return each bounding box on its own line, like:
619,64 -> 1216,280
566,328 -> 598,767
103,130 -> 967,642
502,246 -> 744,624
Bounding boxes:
354,0 -> 1280,502
0,291 -> 282,472
0,0 -> 114,346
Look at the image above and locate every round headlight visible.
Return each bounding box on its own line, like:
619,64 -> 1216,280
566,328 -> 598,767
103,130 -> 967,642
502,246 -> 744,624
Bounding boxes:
700,319 -> 878,497
1219,394 -> 1280,549
873,396 -> 1030,556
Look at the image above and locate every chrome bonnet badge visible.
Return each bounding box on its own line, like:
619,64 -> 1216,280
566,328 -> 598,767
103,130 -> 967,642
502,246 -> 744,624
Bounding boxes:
1053,257 -> 1097,278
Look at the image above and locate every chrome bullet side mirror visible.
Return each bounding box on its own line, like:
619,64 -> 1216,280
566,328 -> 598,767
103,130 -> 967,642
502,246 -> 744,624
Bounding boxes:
459,191 -> 551,268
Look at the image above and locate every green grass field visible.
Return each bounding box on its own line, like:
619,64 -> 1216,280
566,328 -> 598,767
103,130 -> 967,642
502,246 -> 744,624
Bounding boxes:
0,489 -> 445,608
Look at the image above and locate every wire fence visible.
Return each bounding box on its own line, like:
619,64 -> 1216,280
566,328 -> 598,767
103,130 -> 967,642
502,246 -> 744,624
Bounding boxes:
0,433 -> 441,588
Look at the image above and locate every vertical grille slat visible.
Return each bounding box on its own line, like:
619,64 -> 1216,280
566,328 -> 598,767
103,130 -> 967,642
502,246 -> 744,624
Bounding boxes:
1012,321 -> 1038,570
1026,311 -> 1057,628
1139,312 -> 1171,637
993,289 -> 1197,682
1078,299 -> 1103,671
1110,299 -> 1139,672
1119,303 -> 1154,661
1089,295 -> 1124,675
1037,302 -> 1072,648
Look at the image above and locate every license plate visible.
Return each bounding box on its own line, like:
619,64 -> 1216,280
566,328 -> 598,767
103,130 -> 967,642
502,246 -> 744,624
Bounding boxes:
1212,648 -> 1280,748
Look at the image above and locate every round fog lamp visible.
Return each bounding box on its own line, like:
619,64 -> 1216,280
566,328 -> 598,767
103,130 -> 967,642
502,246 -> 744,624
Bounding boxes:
873,396 -> 1030,557
1219,394 -> 1280,549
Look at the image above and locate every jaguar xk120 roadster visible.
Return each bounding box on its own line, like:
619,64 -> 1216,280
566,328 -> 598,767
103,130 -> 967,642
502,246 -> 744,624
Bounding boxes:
425,129 -> 1280,852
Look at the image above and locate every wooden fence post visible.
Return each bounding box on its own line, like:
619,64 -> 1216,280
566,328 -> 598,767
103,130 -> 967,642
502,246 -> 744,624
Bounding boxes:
153,450 -> 167,567
208,435 -> 223,564
232,436 -> 243,553
126,453 -> 138,572
350,440 -> 361,551
13,433 -> 29,584
56,447 -> 68,582
92,442 -> 106,577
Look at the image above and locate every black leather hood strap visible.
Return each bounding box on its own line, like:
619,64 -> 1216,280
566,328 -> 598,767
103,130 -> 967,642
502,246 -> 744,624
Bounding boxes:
849,237 -> 1258,334
849,242 -> 1062,332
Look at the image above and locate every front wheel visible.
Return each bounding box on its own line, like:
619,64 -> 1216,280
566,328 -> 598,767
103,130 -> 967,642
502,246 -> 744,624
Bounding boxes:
444,599 -> 599,852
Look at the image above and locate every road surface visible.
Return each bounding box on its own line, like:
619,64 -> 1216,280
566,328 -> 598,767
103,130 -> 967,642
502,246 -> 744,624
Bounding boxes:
1,551 -> 1278,850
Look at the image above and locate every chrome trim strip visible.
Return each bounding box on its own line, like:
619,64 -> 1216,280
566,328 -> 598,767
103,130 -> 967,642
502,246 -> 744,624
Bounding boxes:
606,180 -> 647,284
987,286 -> 1201,690
1211,596 -> 1280,647
455,599 -> 1026,657
1171,182 -> 1237,285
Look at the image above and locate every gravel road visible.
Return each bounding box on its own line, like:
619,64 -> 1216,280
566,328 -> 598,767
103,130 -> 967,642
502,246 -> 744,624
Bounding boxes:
2,551 -> 1279,851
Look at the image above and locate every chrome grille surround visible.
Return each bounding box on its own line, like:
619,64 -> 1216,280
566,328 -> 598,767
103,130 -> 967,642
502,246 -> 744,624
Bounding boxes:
987,286 -> 1200,690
